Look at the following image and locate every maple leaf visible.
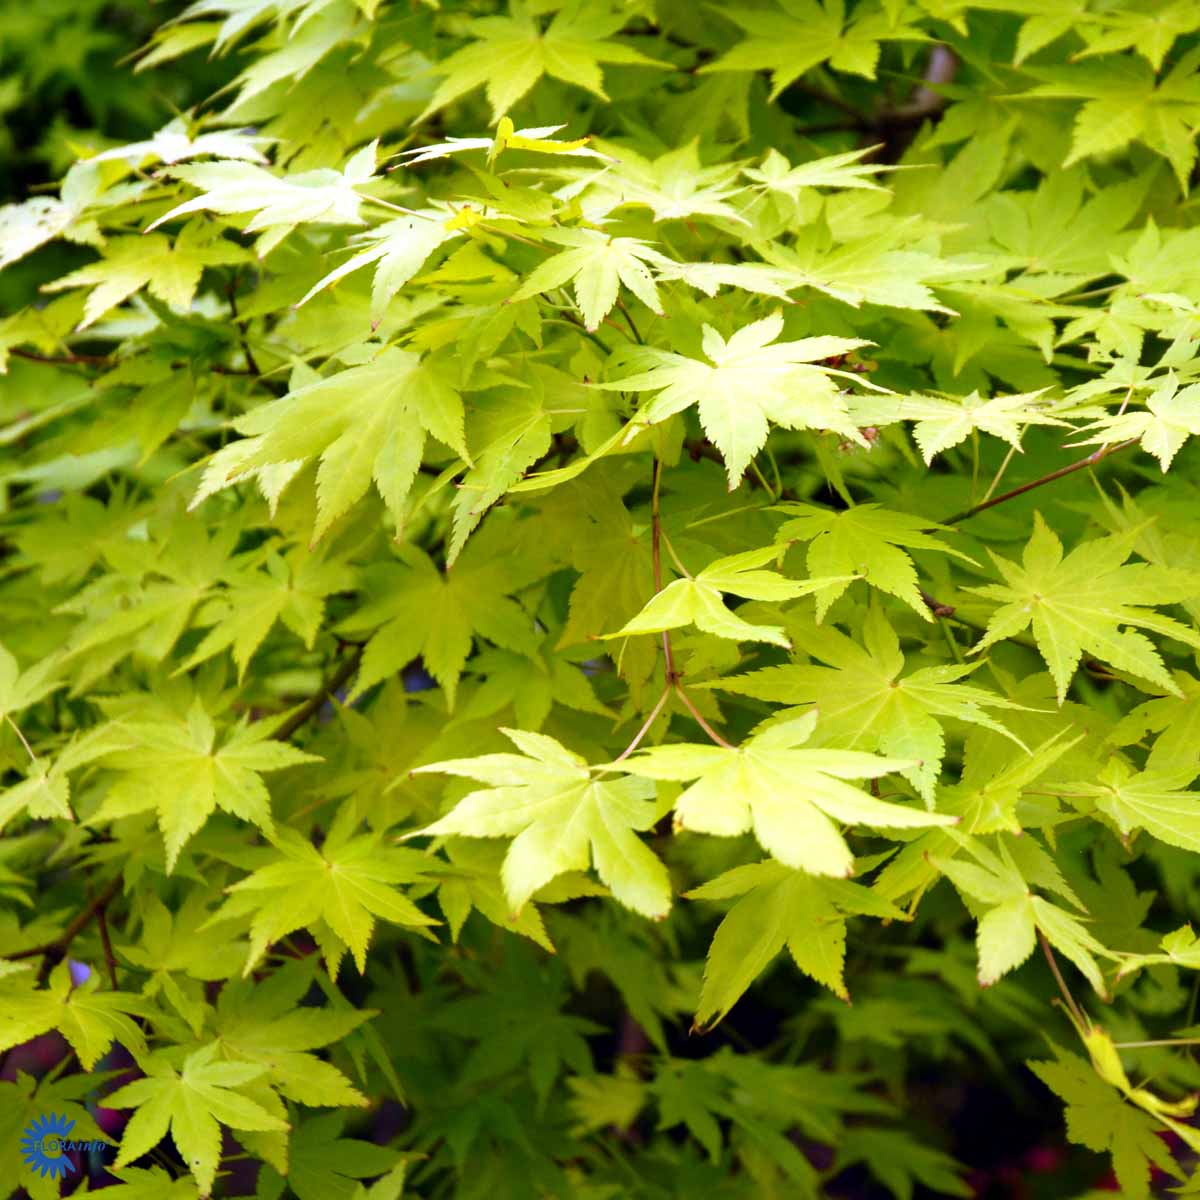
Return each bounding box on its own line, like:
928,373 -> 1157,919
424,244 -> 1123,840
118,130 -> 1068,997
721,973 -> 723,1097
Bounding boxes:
179,547 -> 353,679
839,1129 -> 973,1199
447,379 -> 555,561
455,641 -> 611,731
607,545 -> 848,648
598,312 -> 869,486
41,223 -> 248,329
117,892 -> 245,1032
413,728 -> 672,918
1070,375 -> 1200,470
560,140 -> 749,224
702,0 -> 923,94
90,117 -> 271,167
1029,1047 -> 1185,1198
419,2 -> 665,123
687,859 -> 905,1026
401,122 -> 613,167
759,232 -> 963,312
1115,924 -> 1200,980
509,228 -> 669,331
91,699 -> 319,870
147,141 -> 380,249
107,1042 -> 289,1197
0,721 -> 132,834
0,160 -> 107,270
1076,2 -> 1200,71
0,1068 -> 115,1196
1023,56 -> 1200,191
294,213 -> 458,319
211,963 -> 373,1107
215,813 -> 437,975
623,711 -> 953,879
932,834 -> 1112,993
542,472 -> 656,650
194,347 -> 470,540
265,1112 -> 403,1200
853,388 -> 1071,463
0,961 -> 152,1070
338,534 -> 542,708
0,640 -> 61,721
773,502 -> 971,620
743,144 -> 891,195
428,839 -> 570,951
705,608 -> 1027,801
969,514 -> 1200,702
1056,759 -> 1200,854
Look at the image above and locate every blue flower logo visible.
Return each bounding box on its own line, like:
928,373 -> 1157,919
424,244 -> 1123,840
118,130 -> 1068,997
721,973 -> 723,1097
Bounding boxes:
20,1113 -> 77,1180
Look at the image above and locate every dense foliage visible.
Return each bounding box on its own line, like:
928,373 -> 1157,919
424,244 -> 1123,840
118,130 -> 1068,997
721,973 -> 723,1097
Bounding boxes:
5,0 -> 1200,1196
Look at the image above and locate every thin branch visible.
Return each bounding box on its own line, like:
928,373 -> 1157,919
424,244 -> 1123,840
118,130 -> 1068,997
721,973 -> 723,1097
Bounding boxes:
10,345 -> 256,377
615,299 -> 643,345
1038,929 -> 1089,1033
941,439 -> 1138,526
611,687 -> 670,765
4,713 -> 37,765
9,347 -> 111,367
7,875 -> 122,966
227,280 -> 263,377
651,459 -> 677,685
270,645 -> 364,743
785,78 -> 872,125
96,906 -> 119,990
549,311 -> 612,356
674,684 -> 733,749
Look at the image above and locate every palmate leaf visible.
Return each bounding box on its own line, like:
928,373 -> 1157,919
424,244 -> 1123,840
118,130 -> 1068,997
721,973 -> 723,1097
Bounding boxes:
704,607 -> 1027,801
179,547 -> 353,680
1069,374 -> 1200,469
1056,759 -> 1200,853
0,962 -> 153,1070
402,122 -> 613,167
702,0 -> 923,94
147,141 -> 380,250
211,962 -> 373,1107
509,228 -> 670,331
42,223 -> 248,330
852,389 -> 1071,463
0,1067 -> 115,1200
91,699 -> 318,871
622,711 -> 954,878
0,640 -> 61,721
418,1 -> 666,122
687,859 -> 905,1026
213,811 -> 438,976
338,529 -> 543,708
560,140 -> 749,225
932,833 -> 1113,994
107,1042 -> 289,1198
295,213 -> 459,320
1115,924 -> 1200,980
260,1113 -> 402,1200
413,728 -> 672,918
1023,54 -> 1200,190
193,347 -> 471,540
969,514 -> 1200,702
90,117 -> 271,167
773,502 -> 971,620
1029,1046 -> 1187,1199
606,545 -> 850,648
598,312 -> 869,486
